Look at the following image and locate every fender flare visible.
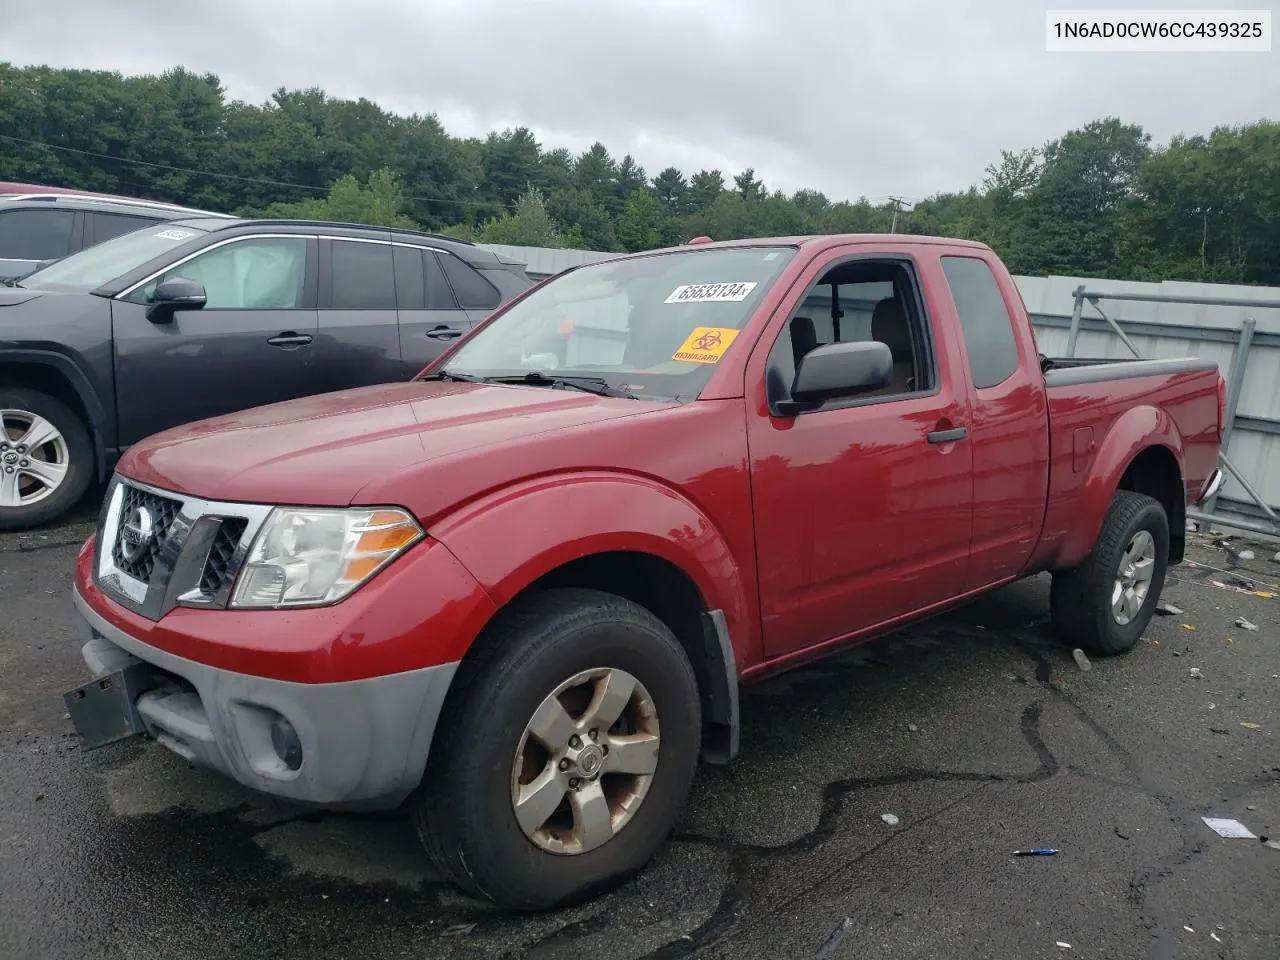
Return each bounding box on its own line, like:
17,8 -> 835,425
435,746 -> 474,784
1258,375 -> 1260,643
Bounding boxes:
427,471 -> 754,762
0,348 -> 109,481
1054,404 -> 1185,570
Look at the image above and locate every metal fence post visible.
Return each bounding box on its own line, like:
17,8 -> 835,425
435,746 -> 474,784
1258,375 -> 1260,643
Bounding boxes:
1205,316 -> 1256,515
1065,284 -> 1085,358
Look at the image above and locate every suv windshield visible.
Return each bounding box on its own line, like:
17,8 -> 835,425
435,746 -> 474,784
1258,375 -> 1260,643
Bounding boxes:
20,223 -> 210,292
431,245 -> 797,400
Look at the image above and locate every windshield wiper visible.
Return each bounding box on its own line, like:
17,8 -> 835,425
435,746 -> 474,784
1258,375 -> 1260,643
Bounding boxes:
419,369 -> 487,383
485,372 -> 636,399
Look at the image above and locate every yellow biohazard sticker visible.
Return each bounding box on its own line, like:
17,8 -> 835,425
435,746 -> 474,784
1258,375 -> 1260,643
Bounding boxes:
672,327 -> 740,364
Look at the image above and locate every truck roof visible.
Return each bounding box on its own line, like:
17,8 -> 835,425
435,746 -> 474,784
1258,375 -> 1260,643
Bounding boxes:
667,233 -> 996,254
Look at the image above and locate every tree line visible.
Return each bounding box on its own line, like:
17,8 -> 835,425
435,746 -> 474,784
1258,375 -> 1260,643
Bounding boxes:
1,63 -> 1277,285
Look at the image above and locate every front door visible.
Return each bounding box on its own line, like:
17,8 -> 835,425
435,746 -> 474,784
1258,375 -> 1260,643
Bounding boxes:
111,235 -> 320,446
746,251 -> 975,659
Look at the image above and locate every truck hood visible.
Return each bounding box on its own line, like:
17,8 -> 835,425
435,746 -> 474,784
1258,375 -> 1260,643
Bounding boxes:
118,380 -> 671,505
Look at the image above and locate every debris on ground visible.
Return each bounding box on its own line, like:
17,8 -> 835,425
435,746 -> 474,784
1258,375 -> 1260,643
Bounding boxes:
1240,722 -> 1261,730
1264,839 -> 1280,851
1182,624 -> 1196,631
1013,848 -> 1059,856
1072,648 -> 1092,672
880,813 -> 899,826
907,723 -> 919,732
1155,600 -> 1183,616
1202,817 -> 1256,839
1211,932 -> 1223,943
1189,667 -> 1203,679
814,917 -> 856,958
1238,549 -> 1256,561
1184,925 -> 1195,933
442,923 -> 476,937
1235,616 -> 1259,631
1055,942 -> 1071,950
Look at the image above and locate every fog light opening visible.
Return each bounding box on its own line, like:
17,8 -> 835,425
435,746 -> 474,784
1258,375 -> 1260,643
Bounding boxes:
270,715 -> 303,771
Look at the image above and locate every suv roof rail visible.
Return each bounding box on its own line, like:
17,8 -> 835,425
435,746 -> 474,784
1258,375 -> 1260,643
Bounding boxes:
235,218 -> 476,246
1,193 -> 235,218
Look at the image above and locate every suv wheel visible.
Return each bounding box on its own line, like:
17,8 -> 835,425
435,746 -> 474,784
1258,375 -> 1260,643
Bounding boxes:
1050,490 -> 1170,656
0,388 -> 94,531
412,587 -> 701,910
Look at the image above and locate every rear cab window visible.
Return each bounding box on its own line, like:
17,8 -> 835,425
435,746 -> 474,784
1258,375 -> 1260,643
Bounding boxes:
940,255 -> 1020,389
436,245 -> 797,401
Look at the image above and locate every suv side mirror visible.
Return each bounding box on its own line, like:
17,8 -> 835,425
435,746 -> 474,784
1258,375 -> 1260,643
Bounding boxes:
778,340 -> 893,414
146,277 -> 207,324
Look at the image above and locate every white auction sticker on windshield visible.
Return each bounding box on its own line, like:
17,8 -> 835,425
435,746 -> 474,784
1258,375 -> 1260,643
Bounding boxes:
664,282 -> 757,304
153,229 -> 196,241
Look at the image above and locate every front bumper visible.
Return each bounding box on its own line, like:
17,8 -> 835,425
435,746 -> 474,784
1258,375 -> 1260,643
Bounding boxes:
67,587 -> 459,810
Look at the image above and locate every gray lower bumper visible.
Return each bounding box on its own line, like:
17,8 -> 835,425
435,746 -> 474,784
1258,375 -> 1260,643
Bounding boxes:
69,589 -> 459,810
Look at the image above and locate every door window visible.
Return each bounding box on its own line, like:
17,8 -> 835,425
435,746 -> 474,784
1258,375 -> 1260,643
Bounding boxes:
392,245 -> 425,309
765,259 -> 934,410
138,237 -> 308,308
331,239 -> 396,309
424,251 -> 457,309
0,209 -> 76,260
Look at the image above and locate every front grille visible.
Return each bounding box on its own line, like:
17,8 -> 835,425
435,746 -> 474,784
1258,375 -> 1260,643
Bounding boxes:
110,485 -> 182,582
198,517 -> 248,597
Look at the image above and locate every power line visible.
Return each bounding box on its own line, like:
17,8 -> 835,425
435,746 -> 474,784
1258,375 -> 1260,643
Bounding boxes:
0,133 -> 512,211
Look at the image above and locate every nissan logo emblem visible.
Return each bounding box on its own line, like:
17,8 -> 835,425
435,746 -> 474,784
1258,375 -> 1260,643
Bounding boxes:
119,505 -> 156,563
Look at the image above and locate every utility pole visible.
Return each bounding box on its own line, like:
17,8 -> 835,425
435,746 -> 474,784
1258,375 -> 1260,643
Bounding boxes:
887,196 -> 912,233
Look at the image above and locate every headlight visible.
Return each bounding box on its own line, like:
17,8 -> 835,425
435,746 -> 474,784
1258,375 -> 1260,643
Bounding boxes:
229,507 -> 423,609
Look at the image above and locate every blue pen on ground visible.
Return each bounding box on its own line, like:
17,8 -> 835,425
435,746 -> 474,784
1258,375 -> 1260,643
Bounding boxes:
1014,848 -> 1059,856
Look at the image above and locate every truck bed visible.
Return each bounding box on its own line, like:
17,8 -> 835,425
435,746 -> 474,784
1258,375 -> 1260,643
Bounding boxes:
1035,355 -> 1221,568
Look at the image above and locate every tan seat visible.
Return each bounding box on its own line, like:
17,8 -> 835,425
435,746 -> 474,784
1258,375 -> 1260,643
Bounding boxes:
868,298 -> 915,394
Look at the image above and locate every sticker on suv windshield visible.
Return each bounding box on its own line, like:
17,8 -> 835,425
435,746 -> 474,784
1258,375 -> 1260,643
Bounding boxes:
153,229 -> 196,241
664,282 -> 757,304
672,327 -> 740,364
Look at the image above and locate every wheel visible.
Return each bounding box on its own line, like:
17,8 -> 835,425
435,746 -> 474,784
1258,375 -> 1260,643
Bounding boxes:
1050,490 -> 1170,656
412,587 -> 701,910
0,388 -> 94,532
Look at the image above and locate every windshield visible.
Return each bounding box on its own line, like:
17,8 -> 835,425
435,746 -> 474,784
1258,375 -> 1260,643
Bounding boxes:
432,245 -> 797,400
20,223 -> 210,291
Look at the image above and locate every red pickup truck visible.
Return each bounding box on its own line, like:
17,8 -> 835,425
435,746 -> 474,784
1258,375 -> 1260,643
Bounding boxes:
65,234 -> 1224,910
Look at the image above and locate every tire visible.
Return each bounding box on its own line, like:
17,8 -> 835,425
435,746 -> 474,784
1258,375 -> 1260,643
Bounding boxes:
411,587 -> 702,911
1050,490 -> 1170,656
0,387 -> 94,532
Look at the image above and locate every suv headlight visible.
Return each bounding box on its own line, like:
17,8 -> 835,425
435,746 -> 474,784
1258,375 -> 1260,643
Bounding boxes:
230,507 -> 423,609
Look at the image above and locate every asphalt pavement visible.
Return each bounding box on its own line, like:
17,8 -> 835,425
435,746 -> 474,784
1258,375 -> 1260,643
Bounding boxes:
1,498 -> 1277,960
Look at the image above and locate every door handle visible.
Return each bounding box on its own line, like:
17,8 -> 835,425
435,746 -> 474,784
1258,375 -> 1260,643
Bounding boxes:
425,325 -> 463,340
928,426 -> 968,444
267,333 -> 313,348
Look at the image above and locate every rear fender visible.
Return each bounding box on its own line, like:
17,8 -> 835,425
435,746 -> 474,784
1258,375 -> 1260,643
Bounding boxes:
427,471 -> 756,670
1055,405 -> 1184,570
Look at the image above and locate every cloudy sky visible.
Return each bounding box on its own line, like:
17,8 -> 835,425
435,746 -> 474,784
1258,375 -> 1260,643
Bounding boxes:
1,0 -> 1273,204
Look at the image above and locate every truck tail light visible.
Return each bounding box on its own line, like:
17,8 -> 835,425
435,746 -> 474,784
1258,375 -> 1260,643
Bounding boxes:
1217,374 -> 1227,440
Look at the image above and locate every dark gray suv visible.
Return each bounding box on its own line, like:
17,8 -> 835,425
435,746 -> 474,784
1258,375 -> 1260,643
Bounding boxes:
0,217 -> 531,530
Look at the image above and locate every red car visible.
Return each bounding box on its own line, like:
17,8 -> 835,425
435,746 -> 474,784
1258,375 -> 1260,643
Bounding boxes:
65,233 -> 1224,910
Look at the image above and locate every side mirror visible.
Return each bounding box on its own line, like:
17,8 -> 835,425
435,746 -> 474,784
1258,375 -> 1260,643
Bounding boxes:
779,340 -> 893,414
146,277 -> 207,324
